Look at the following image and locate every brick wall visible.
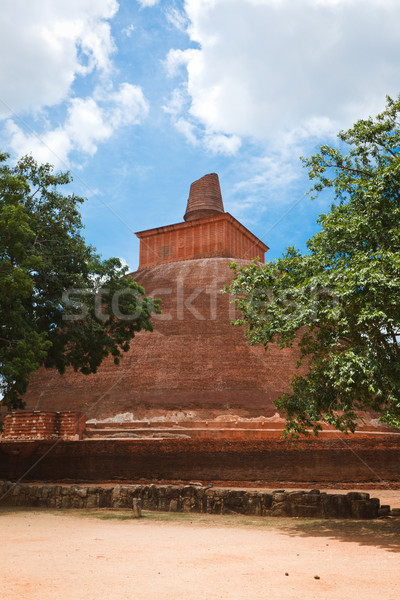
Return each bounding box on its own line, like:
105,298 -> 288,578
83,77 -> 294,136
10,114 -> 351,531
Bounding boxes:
136,213 -> 268,269
57,411 -> 86,439
2,411 -> 85,441
1,437 -> 400,483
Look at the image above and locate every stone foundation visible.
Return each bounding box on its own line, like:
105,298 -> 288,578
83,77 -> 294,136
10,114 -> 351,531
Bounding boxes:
0,481 -> 387,519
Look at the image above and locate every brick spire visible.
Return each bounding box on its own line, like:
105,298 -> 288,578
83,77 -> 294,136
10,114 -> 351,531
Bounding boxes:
184,173 -> 225,221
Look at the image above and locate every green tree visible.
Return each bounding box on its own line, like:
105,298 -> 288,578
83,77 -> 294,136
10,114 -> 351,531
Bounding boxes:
227,96 -> 400,437
0,153 -> 160,409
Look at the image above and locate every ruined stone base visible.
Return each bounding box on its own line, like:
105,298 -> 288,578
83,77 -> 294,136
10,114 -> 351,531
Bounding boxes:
0,481 -> 388,519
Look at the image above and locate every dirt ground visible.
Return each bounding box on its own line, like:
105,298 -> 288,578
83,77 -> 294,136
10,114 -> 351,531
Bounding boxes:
1,508 -> 400,600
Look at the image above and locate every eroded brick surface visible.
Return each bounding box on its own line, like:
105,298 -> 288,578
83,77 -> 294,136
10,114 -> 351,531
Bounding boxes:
2,411 -> 85,440
23,258 -> 302,421
1,438 -> 400,483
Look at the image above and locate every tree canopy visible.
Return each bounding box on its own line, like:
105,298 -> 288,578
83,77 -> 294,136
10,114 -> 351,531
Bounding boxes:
227,95 -> 400,437
0,153 -> 160,409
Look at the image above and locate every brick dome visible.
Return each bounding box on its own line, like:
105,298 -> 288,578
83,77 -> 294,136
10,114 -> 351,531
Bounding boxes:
23,174 -> 296,422
23,258 -> 300,420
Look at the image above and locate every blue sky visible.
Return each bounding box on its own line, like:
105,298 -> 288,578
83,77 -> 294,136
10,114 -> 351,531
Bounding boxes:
1,0 -> 400,270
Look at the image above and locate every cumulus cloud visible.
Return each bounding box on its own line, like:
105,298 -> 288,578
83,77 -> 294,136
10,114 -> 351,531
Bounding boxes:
0,0 -> 119,117
165,48 -> 199,77
204,132 -> 241,155
167,0 -> 400,149
5,84 -> 149,166
0,0 -> 149,165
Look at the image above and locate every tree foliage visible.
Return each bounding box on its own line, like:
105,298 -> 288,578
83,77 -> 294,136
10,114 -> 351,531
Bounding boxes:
227,96 -> 400,436
0,153 -> 160,409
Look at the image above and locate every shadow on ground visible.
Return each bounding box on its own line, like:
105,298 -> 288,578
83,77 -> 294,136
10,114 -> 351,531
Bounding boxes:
2,506 -> 400,553
282,517 -> 400,553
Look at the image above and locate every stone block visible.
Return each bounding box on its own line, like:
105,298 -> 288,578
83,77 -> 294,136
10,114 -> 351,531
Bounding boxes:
287,491 -> 306,502
292,504 -> 323,518
247,496 -> 262,516
378,505 -> 391,517
272,492 -> 287,503
182,485 -> 195,497
98,489 -> 112,508
61,495 -> 71,508
74,487 -> 88,499
132,498 -> 142,518
322,494 -> 351,519
263,493 -> 273,508
222,490 -> 248,514
302,494 -> 321,506
169,499 -> 181,512
270,502 -> 291,517
11,484 -> 22,496
347,492 -> 369,501
86,494 -> 99,509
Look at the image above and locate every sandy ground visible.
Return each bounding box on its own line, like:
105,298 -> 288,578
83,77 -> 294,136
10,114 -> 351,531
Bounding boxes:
1,508 -> 399,600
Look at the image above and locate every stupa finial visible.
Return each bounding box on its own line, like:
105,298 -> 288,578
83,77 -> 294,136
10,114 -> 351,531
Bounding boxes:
184,173 -> 224,221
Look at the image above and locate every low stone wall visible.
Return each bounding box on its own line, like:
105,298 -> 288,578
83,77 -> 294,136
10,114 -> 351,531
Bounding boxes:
2,411 -> 85,441
0,481 -> 386,519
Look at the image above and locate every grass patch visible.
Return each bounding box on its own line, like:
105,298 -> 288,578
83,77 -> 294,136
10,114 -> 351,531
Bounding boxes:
74,508 -> 311,529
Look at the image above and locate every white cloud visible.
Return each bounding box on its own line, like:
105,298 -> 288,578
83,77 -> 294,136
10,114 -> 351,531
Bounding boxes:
174,118 -> 199,146
0,0 -> 119,117
163,49 -> 243,155
165,48 -> 199,77
204,132 -> 241,155
0,1 -> 149,165
163,88 -> 187,116
166,8 -> 189,32
103,83 -> 149,128
137,0 -> 160,7
168,0 -> 400,148
66,97 -> 113,155
117,257 -> 131,272
5,84 -> 149,167
122,24 -> 135,37
4,120 -> 73,166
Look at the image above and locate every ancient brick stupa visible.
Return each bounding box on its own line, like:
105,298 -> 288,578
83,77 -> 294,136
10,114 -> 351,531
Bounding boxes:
24,174 -> 301,427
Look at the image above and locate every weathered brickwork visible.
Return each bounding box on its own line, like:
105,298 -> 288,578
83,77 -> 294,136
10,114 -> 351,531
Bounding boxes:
22,170 -> 278,422
1,438 -> 400,483
184,173 -> 224,221
83,419 -> 395,440
19,172 -> 396,451
2,411 -> 85,441
0,480 -> 388,519
57,411 -> 86,439
136,173 -> 267,268
23,258 -> 302,420
136,213 -> 268,269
